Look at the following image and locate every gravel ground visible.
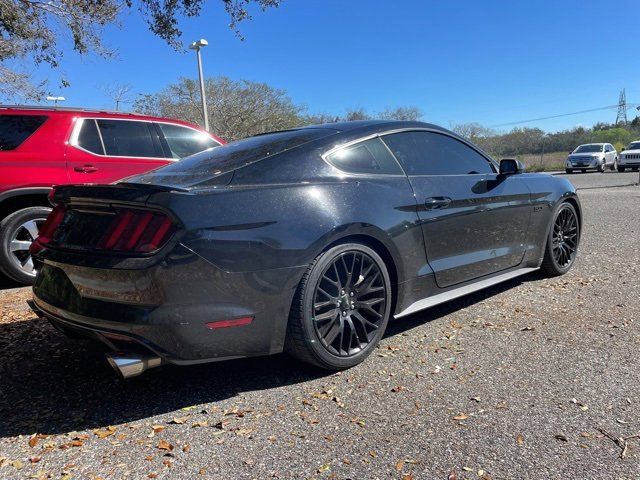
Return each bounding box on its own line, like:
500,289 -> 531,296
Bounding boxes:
0,175 -> 639,480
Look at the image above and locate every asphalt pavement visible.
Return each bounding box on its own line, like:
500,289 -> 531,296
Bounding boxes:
0,171 -> 639,479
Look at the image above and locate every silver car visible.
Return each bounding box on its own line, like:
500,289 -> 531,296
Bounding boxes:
566,143 -> 617,173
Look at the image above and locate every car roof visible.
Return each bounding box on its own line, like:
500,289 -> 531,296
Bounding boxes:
298,119 -> 448,135
0,104 -> 199,128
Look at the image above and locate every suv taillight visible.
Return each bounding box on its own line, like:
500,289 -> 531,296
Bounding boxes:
96,209 -> 175,253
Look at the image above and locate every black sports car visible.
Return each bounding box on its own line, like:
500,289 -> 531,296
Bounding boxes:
29,121 -> 581,378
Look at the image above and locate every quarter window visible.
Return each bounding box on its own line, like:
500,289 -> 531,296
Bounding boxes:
96,120 -> 160,158
77,119 -> 104,155
326,137 -> 403,175
382,131 -> 494,175
158,123 -> 219,158
0,115 -> 48,151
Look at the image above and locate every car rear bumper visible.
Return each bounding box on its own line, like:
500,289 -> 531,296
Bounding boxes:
31,244 -> 306,364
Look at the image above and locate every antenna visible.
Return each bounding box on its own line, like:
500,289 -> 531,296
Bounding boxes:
616,89 -> 628,125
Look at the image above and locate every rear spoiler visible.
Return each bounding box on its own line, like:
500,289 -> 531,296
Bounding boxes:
50,183 -> 190,206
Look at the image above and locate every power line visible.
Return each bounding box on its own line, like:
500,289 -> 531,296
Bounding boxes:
489,105 -> 620,128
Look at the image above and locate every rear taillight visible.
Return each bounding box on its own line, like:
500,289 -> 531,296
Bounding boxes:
37,205 -> 66,245
96,210 -> 176,253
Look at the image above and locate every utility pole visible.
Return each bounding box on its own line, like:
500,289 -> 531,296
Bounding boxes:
189,39 -> 209,132
616,89 -> 628,125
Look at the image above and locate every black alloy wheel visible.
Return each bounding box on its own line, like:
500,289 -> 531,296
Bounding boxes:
541,202 -> 579,276
312,250 -> 387,357
285,243 -> 392,369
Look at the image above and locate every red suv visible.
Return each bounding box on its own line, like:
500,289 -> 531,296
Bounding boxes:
0,106 -> 223,284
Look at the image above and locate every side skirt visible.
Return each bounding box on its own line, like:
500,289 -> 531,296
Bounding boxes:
394,267 -> 539,319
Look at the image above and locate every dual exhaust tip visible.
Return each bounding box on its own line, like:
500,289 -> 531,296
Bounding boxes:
106,352 -> 163,379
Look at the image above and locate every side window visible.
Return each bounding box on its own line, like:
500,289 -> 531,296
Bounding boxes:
96,120 -> 159,158
325,137 -> 403,175
77,119 -> 104,155
0,115 -> 48,151
382,131 -> 494,175
158,123 -> 219,159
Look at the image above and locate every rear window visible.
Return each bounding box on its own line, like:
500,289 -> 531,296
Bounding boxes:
0,115 -> 48,151
129,128 -> 337,188
158,123 -> 220,158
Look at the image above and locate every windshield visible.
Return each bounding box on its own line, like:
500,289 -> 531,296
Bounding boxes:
627,142 -> 640,150
574,144 -> 603,153
128,128 -> 338,188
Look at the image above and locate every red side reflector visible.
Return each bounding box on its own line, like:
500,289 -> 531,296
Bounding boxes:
206,317 -> 254,329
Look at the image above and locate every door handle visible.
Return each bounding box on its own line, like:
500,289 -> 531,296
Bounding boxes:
424,196 -> 452,209
74,164 -> 98,173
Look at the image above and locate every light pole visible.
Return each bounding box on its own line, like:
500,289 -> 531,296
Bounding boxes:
189,38 -> 209,132
46,96 -> 65,105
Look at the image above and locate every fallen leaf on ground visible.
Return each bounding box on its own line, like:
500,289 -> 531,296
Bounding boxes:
157,440 -> 174,451
169,417 -> 188,425
453,413 -> 469,421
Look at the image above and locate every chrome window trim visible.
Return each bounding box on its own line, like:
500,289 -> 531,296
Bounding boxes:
68,117 -> 221,161
321,127 -> 498,176
321,135 -> 406,177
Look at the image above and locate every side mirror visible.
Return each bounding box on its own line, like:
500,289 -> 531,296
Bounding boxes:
499,158 -> 524,175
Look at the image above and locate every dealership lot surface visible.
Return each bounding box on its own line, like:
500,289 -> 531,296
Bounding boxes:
1,171 -> 639,479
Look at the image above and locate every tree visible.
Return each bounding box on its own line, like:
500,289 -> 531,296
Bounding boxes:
379,106 -> 422,121
135,76 -> 304,141
0,0 -> 281,99
101,83 -> 134,111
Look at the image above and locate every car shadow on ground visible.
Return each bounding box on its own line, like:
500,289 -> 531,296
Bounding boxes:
0,274 -> 22,290
0,273 -> 540,439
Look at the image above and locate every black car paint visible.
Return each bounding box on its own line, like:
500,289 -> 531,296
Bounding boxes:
32,121 -> 581,365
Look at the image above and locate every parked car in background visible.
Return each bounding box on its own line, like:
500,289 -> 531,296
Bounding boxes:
29,120 -> 581,378
0,106 -> 223,284
617,140 -> 640,172
565,143 -> 617,174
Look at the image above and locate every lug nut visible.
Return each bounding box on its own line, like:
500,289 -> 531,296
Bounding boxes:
350,292 -> 354,297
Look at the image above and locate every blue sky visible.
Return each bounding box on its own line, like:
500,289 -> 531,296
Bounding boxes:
21,0 -> 640,132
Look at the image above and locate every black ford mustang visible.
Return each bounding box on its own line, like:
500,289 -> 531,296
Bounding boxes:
30,121 -> 581,378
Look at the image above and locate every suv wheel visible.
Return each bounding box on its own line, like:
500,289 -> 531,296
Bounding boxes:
618,166 -> 626,172
0,207 -> 51,284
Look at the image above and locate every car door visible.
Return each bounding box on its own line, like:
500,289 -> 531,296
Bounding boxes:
66,118 -> 171,184
381,130 -> 532,288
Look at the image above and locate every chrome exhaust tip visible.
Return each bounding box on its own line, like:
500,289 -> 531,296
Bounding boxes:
106,352 -> 163,379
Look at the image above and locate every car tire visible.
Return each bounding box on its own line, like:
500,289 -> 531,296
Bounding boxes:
540,202 -> 580,277
285,243 -> 392,370
565,168 -> 573,174
0,206 -> 51,285
618,166 -> 626,172
597,161 -> 605,173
